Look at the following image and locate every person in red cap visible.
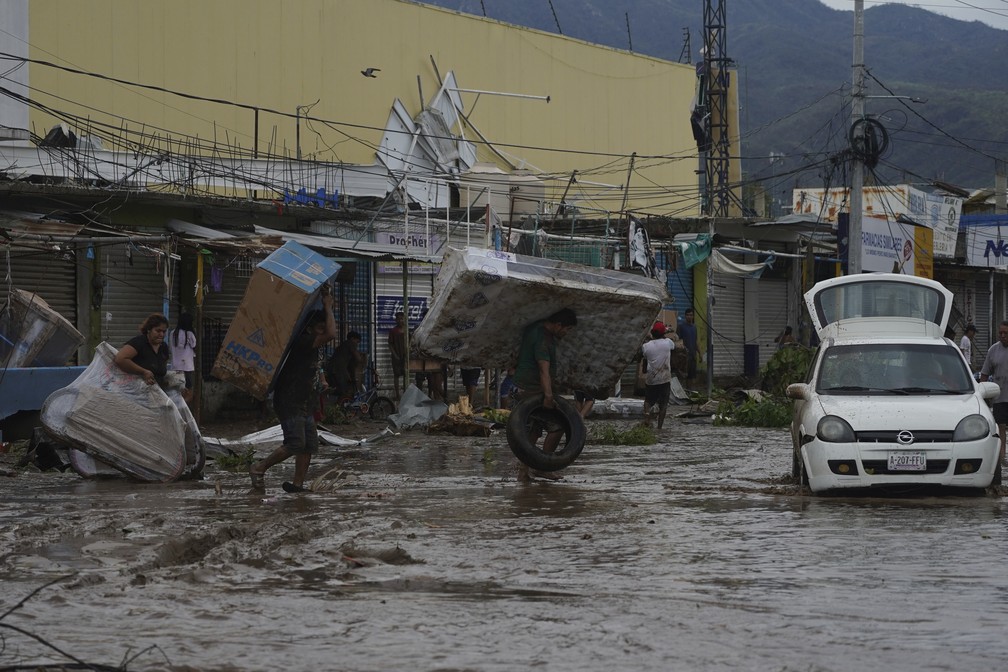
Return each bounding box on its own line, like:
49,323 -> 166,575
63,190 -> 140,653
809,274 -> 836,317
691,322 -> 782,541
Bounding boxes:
638,320 -> 675,428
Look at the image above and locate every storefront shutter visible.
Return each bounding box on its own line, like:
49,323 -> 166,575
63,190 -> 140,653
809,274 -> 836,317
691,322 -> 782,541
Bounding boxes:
710,274 -> 745,377
99,244 -> 179,348
757,278 -> 789,368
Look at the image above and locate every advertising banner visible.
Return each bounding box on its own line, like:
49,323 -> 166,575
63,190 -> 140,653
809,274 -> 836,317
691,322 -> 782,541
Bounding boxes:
795,185 -> 960,260
907,187 -> 960,259
375,231 -> 444,274
963,218 -> 1008,268
376,295 -> 429,331
839,215 -> 933,278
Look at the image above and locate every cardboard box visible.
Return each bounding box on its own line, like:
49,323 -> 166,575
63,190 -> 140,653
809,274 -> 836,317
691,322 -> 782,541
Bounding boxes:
211,241 -> 341,399
659,309 -> 678,332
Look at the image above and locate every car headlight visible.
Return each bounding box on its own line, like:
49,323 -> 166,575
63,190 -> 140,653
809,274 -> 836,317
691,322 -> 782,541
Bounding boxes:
953,414 -> 992,442
817,415 -> 855,442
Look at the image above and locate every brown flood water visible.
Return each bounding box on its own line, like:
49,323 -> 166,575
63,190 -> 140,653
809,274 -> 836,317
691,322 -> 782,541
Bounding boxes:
1,417 -> 1006,671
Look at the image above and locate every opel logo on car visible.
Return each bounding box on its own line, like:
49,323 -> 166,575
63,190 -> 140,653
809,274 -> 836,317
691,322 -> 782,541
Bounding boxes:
897,430 -> 915,445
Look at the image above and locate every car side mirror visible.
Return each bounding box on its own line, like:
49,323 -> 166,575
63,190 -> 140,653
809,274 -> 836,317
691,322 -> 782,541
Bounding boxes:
978,381 -> 1000,402
786,383 -> 811,401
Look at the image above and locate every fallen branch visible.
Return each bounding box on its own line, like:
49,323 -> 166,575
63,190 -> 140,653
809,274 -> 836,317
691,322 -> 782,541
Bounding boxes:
0,575 -> 170,671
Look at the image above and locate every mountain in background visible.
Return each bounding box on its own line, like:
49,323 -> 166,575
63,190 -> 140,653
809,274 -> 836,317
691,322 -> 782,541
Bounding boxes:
421,0 -> 1008,202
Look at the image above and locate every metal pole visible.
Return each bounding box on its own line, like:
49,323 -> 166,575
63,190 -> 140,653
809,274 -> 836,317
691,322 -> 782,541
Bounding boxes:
990,269 -> 995,347
402,259 -> 410,394
706,217 -> 714,397
849,0 -> 865,274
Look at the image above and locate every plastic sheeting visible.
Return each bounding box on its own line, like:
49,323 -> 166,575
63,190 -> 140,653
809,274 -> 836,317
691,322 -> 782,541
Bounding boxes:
412,247 -> 668,398
41,342 -> 205,482
387,384 -> 448,429
202,424 -> 395,455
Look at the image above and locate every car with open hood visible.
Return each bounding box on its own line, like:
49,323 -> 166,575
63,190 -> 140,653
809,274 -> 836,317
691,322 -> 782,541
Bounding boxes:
787,273 -> 1001,492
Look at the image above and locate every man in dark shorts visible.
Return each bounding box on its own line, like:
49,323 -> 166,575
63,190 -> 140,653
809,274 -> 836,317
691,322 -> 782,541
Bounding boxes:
514,308 -> 578,477
250,288 -> 338,493
461,367 -> 482,407
639,321 -> 675,429
980,320 -> 1008,467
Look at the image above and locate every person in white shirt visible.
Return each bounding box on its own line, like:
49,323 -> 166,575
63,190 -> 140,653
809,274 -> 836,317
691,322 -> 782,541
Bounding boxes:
639,321 -> 675,429
980,321 -> 1008,469
170,312 -> 197,403
959,323 -> 976,372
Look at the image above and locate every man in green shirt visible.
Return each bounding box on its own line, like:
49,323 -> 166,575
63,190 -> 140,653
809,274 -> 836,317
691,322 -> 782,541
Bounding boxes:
514,308 -> 578,458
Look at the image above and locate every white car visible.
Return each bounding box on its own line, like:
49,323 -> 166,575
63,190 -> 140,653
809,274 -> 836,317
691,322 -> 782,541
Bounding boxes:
787,273 -> 1001,493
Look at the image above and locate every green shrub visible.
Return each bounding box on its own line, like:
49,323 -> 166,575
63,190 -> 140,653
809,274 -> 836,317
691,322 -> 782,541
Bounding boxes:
332,403 -> 353,425
592,423 -> 657,445
760,345 -> 816,396
713,396 -> 791,427
215,446 -> 255,471
482,408 -> 510,424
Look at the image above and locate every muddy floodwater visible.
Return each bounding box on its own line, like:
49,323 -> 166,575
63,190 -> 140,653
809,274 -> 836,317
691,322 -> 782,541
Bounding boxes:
2,416 -> 1006,671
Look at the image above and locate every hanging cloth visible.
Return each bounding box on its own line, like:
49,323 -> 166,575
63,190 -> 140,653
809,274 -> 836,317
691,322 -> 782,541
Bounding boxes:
210,266 -> 224,293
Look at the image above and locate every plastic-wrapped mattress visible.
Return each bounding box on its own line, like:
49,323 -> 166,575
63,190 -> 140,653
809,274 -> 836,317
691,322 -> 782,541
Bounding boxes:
41,342 -> 204,482
412,247 -> 668,397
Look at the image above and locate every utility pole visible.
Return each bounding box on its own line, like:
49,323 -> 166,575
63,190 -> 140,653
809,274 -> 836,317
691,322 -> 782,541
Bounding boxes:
701,0 -> 729,397
849,0 -> 865,274
996,159 -> 1006,215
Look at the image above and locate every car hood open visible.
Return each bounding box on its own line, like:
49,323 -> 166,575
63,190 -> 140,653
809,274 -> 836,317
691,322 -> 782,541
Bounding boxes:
815,392 -> 985,430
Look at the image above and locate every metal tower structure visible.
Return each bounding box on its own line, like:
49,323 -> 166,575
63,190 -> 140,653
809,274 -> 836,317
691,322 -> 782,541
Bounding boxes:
702,0 -> 731,217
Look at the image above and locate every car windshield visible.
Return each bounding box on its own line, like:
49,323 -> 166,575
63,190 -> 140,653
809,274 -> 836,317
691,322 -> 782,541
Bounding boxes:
816,343 -> 973,395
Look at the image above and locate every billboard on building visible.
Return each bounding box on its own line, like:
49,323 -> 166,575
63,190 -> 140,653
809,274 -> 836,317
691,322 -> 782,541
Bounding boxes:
793,185 -> 959,259
839,215 -> 934,278
906,187 -> 960,258
963,216 -> 1008,268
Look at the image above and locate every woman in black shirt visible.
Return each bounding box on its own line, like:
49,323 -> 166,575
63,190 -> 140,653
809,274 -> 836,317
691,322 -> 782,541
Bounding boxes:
114,313 -> 170,386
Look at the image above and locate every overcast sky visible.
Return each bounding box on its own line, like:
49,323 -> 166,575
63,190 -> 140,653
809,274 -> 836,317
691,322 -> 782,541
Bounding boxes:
819,0 -> 1008,30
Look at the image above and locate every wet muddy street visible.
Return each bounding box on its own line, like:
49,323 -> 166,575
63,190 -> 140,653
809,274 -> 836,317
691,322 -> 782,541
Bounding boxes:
2,417 -> 1006,671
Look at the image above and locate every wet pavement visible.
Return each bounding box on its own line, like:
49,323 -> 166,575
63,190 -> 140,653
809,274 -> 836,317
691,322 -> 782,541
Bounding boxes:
1,416 -> 1006,671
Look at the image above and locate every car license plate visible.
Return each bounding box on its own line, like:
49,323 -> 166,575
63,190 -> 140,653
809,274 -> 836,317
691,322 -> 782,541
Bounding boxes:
888,451 -> 926,471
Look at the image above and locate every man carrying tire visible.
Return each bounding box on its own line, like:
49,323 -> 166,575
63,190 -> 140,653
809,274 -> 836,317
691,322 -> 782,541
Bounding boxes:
513,308 -> 578,478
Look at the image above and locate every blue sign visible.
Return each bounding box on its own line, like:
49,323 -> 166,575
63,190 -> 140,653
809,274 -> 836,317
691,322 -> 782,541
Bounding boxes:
376,295 -> 428,330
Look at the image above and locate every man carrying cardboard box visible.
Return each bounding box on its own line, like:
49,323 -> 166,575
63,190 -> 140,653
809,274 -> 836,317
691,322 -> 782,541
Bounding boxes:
249,286 -> 338,492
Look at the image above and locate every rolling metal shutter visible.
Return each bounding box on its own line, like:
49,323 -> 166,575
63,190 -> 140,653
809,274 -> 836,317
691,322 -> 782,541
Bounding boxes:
658,249 -> 694,315
944,274 -> 992,361
975,278 -> 992,356
200,254 -> 258,378
757,278 -> 789,368
5,245 -> 78,324
375,262 -> 437,395
710,274 -> 745,377
99,244 -> 179,348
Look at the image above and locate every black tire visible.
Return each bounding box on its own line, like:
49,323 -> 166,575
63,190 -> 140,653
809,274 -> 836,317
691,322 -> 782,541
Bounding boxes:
369,396 -> 396,422
790,433 -> 809,486
506,394 -> 586,472
993,458 -> 1003,487
794,448 -> 809,486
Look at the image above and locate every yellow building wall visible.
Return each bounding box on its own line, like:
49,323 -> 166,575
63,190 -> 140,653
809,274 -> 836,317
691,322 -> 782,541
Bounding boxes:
28,0 -> 701,216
